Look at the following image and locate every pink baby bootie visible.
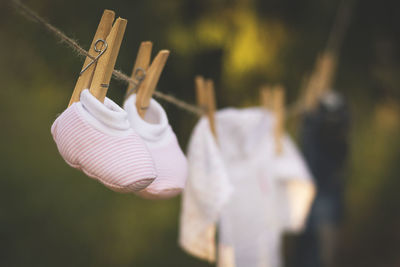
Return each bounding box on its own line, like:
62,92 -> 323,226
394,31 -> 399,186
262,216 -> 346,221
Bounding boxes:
124,94 -> 188,199
51,89 -> 157,192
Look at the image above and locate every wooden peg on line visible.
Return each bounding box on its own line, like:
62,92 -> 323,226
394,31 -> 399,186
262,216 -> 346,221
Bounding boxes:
260,85 -> 274,110
125,42 -> 170,119
273,85 -> 285,155
125,41 -> 153,97
135,50 -> 170,118
90,17 -> 127,102
194,76 -> 217,139
68,10 -> 127,105
205,79 -> 217,138
69,10 -> 115,106
315,51 -> 337,98
303,51 -> 337,112
195,75 -> 207,108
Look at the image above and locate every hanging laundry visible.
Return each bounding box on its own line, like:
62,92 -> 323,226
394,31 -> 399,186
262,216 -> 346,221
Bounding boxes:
124,94 -> 188,199
179,117 -> 233,262
180,108 -> 315,267
51,11 -> 158,193
295,90 -> 350,267
51,89 -> 157,192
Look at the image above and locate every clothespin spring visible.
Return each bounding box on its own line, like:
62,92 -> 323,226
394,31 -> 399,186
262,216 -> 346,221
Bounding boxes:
80,39 -> 108,76
125,67 -> 146,99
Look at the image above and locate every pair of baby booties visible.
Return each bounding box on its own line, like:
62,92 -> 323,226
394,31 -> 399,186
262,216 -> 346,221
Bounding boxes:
51,89 -> 187,199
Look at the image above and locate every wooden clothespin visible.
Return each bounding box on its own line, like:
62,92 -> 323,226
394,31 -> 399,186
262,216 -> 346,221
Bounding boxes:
272,85 -> 285,155
260,84 -> 274,110
68,10 -> 127,106
125,41 -> 152,98
315,51 -> 336,97
125,41 -> 170,118
205,79 -> 217,138
195,76 -> 217,138
303,51 -> 337,112
195,75 -> 207,109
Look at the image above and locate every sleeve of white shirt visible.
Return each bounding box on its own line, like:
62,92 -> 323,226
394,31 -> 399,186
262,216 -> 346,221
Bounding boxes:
274,135 -> 316,233
179,118 -> 233,262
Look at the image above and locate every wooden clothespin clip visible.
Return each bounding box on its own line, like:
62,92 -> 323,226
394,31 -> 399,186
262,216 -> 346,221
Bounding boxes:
205,79 -> 217,138
260,84 -> 274,110
272,85 -> 285,155
125,41 -> 152,98
195,76 -> 217,138
315,51 -> 336,97
195,75 -> 207,109
125,41 -> 170,118
303,51 -> 337,112
68,10 -> 127,106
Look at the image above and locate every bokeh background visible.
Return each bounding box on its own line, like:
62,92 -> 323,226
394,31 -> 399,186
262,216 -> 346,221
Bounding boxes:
0,0 -> 399,266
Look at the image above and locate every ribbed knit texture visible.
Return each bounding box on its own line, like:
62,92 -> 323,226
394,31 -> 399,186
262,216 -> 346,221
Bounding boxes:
51,90 -> 157,192
124,94 -> 188,199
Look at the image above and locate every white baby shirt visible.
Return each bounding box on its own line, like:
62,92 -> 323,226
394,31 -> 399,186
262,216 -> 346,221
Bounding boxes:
179,108 -> 315,267
179,117 -> 233,262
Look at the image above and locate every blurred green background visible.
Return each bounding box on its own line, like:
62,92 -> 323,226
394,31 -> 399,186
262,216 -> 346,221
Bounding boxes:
0,0 -> 399,266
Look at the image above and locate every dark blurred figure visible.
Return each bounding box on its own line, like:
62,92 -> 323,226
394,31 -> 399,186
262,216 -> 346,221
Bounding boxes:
296,90 -> 350,267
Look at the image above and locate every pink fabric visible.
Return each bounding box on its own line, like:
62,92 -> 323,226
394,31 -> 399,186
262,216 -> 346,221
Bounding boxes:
124,94 -> 188,199
137,135 -> 188,199
51,92 -> 157,192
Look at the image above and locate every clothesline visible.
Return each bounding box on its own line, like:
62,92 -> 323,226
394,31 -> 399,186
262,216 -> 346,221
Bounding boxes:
10,0 -> 203,116
10,0 -> 306,119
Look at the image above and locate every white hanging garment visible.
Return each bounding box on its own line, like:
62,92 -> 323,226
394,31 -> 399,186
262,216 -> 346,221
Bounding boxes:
179,117 -> 234,262
180,108 -> 315,267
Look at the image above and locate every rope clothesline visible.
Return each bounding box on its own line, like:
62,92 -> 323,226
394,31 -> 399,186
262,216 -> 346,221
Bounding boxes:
9,0 -> 354,120
9,0 -> 314,120
10,0 -> 203,116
